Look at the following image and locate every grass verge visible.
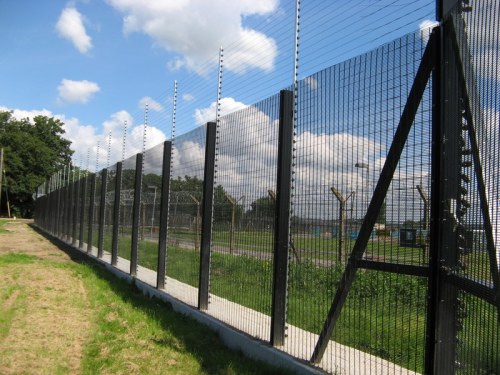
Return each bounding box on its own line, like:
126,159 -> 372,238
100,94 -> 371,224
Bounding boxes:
0,249 -> 292,375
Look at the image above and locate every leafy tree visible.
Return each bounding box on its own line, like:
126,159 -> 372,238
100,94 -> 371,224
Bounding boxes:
0,111 -> 73,217
245,195 -> 275,219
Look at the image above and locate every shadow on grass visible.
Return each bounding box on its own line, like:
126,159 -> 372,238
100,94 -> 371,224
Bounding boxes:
29,225 -> 296,375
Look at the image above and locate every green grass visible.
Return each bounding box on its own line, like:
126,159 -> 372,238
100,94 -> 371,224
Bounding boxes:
0,251 -> 292,375
95,229 -> 498,373
117,233 -> 498,374
0,219 -> 10,233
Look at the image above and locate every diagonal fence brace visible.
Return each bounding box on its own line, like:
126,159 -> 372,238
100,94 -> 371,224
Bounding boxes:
311,30 -> 437,364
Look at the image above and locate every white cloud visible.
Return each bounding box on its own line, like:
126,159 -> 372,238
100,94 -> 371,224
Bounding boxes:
139,96 -> 164,112
182,93 -> 194,101
56,7 -> 93,54
0,106 -> 53,121
1,106 -> 166,172
194,97 -> 247,125
107,0 -> 278,74
419,19 -> 439,31
57,79 -> 100,104
304,76 -> 318,91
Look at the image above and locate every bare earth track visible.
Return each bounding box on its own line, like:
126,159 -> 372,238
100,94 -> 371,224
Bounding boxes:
0,220 -> 91,374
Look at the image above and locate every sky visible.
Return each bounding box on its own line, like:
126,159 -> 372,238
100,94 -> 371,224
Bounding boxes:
0,0 -> 438,169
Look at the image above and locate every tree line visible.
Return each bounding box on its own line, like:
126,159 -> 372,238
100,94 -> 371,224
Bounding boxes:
0,111 -> 73,217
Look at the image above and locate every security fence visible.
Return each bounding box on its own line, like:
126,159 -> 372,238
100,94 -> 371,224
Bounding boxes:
34,2 -> 498,374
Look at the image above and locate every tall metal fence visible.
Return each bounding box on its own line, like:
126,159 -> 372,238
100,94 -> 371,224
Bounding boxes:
34,2 -> 498,374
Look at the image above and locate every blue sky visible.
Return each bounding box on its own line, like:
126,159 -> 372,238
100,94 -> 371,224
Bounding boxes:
0,0 -> 437,167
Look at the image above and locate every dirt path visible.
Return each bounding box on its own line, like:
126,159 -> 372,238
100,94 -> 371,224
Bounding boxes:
0,220 -> 92,374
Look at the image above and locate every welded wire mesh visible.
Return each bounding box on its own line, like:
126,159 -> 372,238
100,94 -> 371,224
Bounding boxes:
90,173 -> 102,255
165,126 -> 206,307
117,155 -> 137,262
80,175 -> 91,249
103,164 -> 116,261
137,142 -> 164,277
208,94 -> 280,341
286,30 -> 431,373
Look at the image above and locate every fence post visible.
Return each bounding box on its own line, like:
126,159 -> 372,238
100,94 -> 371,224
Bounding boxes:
130,153 -> 143,276
72,179 -> 80,246
79,175 -> 88,249
98,169 -> 108,258
198,122 -> 217,310
427,22 -> 461,374
111,162 -> 123,266
157,141 -> 172,289
270,89 -> 294,346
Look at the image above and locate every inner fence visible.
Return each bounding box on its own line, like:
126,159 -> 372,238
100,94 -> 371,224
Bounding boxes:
34,3 -> 499,374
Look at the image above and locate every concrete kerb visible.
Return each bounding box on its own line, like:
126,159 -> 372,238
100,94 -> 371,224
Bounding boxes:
34,225 -> 325,375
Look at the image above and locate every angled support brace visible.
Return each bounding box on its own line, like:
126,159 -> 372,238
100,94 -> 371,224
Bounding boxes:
311,31 -> 436,364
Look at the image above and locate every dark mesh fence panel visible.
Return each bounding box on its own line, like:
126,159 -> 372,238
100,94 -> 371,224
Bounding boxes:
137,142 -> 164,280
104,164 -> 116,263
286,31 -> 431,373
91,172 -> 102,254
165,127 -> 206,307
118,155 -> 137,264
208,94 -> 280,340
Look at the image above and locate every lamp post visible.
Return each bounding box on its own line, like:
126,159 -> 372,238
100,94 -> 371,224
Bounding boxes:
148,186 -> 157,240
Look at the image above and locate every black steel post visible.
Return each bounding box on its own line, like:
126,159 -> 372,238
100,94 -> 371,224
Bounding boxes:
270,89 -> 294,346
428,20 -> 461,374
111,162 -> 122,266
130,153 -> 143,276
98,169 -> 108,258
425,25 -> 442,375
157,141 -> 172,289
87,173 -> 96,253
79,176 -> 88,249
198,122 -> 217,310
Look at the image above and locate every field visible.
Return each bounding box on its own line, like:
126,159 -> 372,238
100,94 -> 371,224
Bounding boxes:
111,226 -> 497,374
52,221 -> 499,373
0,219 -> 291,375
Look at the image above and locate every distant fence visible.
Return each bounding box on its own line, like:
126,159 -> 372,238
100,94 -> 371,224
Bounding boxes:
35,3 -> 499,374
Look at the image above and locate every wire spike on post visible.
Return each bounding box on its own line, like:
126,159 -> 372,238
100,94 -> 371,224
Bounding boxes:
171,80 -> 177,143
86,148 -> 90,177
122,120 -> 128,163
142,103 -> 148,168
107,131 -> 112,168
293,0 -> 301,87
216,46 -> 224,126
96,141 -> 100,173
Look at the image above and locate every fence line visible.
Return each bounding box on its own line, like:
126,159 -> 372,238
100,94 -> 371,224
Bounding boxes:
35,3 -> 499,374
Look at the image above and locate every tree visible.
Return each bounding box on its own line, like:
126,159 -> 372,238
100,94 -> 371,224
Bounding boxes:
0,111 -> 73,217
